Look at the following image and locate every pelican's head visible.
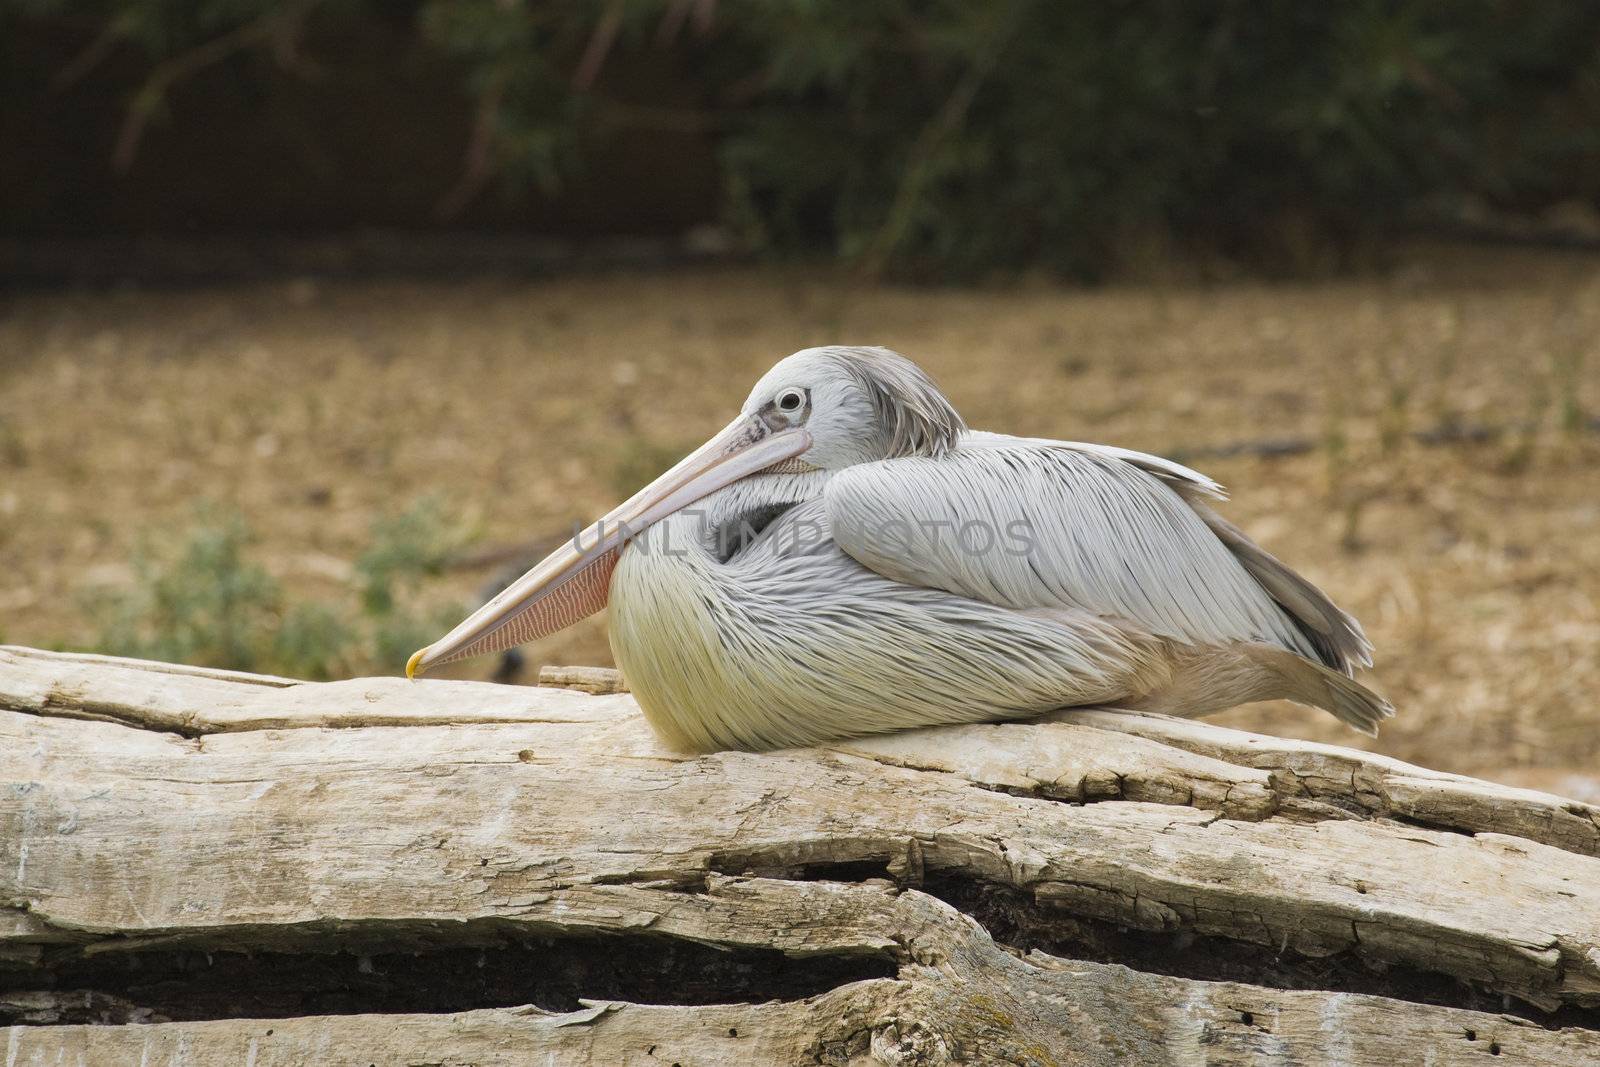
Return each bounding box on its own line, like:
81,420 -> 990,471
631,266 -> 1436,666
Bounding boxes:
742,346 -> 964,469
405,346 -> 963,678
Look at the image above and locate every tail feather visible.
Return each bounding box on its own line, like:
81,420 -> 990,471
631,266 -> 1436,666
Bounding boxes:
1127,640 -> 1396,737
1246,644 -> 1394,736
1188,499 -> 1374,676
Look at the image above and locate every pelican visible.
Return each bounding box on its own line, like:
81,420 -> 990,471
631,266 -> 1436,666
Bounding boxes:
408,346 -> 1390,752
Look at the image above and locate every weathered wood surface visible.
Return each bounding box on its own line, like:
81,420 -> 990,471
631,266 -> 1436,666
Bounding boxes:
2,644 -> 1599,1065
537,663 -> 631,695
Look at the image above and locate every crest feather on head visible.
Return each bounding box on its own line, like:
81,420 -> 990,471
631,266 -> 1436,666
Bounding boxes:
824,346 -> 965,458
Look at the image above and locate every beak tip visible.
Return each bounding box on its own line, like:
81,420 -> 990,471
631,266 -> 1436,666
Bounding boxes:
406,648 -> 427,680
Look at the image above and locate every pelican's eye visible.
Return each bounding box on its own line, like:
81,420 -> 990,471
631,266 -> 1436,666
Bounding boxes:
776,388 -> 806,413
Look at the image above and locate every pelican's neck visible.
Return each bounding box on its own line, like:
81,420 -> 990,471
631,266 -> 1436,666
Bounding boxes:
608,468 -> 829,751
641,469 -> 830,563
621,508 -> 720,570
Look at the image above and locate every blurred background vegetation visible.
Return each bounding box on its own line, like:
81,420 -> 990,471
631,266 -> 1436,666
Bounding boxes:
5,1 -> 1600,279
85,499 -> 470,678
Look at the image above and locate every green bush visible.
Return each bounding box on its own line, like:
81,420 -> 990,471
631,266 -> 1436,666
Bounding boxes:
88,501 -> 470,678
704,2 -> 1600,276
11,1 -> 1600,277
91,509 -> 281,672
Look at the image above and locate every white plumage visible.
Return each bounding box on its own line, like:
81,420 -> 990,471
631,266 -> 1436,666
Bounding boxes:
412,345 -> 1391,752
610,499 -> 1166,751
828,439 -> 1367,670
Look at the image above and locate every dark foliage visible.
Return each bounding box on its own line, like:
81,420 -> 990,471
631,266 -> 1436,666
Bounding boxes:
7,1 -> 1600,277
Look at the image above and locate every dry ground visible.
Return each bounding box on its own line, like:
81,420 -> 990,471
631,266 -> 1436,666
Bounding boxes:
1,244 -> 1597,789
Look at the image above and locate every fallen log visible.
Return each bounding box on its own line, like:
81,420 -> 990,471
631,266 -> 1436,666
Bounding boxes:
1,644 -> 1598,1065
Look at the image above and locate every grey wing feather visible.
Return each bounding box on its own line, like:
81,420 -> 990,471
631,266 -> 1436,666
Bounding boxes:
825,432 -> 1370,673
962,430 -> 1228,499
1182,499 -> 1372,673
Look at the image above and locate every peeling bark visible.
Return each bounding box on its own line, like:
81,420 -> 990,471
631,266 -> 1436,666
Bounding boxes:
2,646 -> 1599,1065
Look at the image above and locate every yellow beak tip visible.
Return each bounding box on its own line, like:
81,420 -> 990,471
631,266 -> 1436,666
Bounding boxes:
406,648 -> 427,680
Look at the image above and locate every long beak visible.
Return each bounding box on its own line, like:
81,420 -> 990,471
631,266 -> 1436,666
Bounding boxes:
406,413 -> 811,678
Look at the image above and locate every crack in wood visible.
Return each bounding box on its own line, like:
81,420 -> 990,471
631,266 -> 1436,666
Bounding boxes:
0,929 -> 897,1027
6,650 -> 1600,1063
918,876 -> 1600,1035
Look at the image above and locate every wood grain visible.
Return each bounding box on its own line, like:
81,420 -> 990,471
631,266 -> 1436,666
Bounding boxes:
2,646 -> 1598,1064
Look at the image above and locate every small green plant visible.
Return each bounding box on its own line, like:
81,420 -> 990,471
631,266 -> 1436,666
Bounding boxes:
356,495 -> 466,616
356,496 -> 476,672
271,600 -> 358,681
1425,308 -> 1462,431
87,501 -> 471,679
1374,351 -> 1413,457
1321,387 -> 1367,554
1321,389 -> 1350,497
1551,347 -> 1589,439
94,509 -> 283,672
1502,370 -> 1551,474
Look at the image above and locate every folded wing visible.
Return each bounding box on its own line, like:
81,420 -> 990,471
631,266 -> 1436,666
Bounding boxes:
824,432 -> 1372,675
